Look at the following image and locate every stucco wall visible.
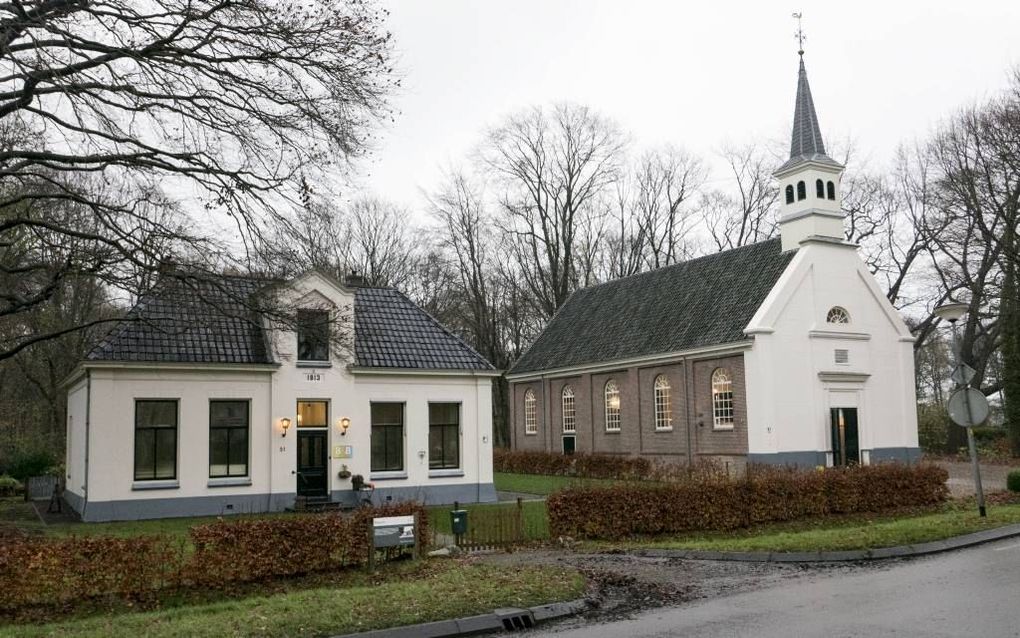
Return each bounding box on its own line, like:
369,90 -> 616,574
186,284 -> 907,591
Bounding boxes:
64,377 -> 89,511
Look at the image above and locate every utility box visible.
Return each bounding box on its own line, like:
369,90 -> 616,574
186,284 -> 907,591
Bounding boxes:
373,515 -> 416,549
450,509 -> 468,536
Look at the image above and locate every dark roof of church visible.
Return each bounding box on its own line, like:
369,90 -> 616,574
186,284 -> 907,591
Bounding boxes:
87,273 -> 493,371
509,238 -> 796,375
775,55 -> 843,174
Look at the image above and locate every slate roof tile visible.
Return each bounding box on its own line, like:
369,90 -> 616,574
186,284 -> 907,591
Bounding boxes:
509,238 -> 796,375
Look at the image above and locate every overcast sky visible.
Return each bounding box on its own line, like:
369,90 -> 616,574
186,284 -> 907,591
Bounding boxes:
352,1 -> 1020,214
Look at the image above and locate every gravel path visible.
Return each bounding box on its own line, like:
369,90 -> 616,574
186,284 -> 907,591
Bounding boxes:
934,460 -> 1014,497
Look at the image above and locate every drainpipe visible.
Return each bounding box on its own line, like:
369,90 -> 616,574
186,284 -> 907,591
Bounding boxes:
81,369 -> 91,521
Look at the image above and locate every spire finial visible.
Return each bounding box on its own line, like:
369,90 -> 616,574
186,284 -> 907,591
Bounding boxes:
792,12 -> 805,56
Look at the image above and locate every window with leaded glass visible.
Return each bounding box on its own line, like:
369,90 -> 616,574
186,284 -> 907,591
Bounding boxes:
826,306 -> 850,324
604,380 -> 621,432
654,375 -> 672,430
561,386 -> 576,433
711,368 -> 734,429
371,402 -> 404,472
296,309 -> 330,361
134,400 -> 177,481
429,403 -> 460,470
209,400 -> 249,478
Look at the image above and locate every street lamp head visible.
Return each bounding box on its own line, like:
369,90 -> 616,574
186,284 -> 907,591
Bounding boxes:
934,302 -> 968,324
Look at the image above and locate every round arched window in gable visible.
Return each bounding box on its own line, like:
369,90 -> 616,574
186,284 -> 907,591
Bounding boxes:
826,306 -> 851,324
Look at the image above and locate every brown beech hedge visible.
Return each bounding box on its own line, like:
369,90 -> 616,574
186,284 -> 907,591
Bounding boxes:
546,463 -> 949,540
494,448 -> 707,481
0,502 -> 428,612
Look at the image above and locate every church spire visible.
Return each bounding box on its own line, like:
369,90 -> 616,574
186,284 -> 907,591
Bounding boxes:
789,56 -> 827,160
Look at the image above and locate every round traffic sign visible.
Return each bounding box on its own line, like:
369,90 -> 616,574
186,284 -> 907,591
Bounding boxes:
947,388 -> 990,428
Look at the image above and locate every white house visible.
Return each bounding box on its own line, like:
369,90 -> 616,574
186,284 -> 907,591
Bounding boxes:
505,53 -> 919,468
64,270 -> 499,522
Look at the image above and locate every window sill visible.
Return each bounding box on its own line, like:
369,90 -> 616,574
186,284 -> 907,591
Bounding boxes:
524,431 -> 537,436
654,427 -> 674,433
207,477 -> 252,488
369,471 -> 407,481
297,361 -> 332,368
562,432 -> 576,436
428,469 -> 464,478
605,429 -> 621,434
132,480 -> 179,491
712,425 -> 735,432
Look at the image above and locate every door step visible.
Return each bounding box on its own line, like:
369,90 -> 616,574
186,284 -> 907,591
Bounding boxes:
293,495 -> 342,512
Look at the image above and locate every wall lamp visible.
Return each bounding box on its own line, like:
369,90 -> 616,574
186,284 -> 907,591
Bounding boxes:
280,417 -> 292,438
338,417 -> 351,436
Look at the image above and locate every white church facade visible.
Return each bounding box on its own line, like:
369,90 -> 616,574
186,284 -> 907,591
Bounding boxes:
506,54 -> 920,468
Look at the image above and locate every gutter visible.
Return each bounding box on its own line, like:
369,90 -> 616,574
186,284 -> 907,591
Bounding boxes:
349,366 -> 503,378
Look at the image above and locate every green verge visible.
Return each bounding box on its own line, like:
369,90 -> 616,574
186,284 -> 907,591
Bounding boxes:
493,472 -> 629,495
0,562 -> 584,638
428,500 -> 549,540
596,502 -> 1020,552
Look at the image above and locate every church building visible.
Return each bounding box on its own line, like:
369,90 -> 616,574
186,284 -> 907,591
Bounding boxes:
506,53 -> 920,468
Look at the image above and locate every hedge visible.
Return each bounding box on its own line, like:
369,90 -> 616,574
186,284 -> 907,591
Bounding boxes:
493,448 -> 718,482
547,463 -> 949,540
0,502 -> 429,612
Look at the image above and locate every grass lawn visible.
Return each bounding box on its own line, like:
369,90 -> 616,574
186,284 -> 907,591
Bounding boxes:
429,500 -> 549,541
0,561 -> 585,638
600,502 -> 1020,553
493,472 -> 628,495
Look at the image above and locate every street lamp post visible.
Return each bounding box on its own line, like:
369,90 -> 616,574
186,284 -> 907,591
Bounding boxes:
934,302 -> 986,518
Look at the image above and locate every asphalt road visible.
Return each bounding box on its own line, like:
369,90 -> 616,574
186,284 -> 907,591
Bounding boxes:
530,538 -> 1020,638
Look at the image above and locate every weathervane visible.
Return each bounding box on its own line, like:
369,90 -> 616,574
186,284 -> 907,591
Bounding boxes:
792,12 -> 805,56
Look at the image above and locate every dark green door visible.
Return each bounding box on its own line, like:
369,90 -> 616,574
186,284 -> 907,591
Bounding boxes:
562,435 -> 576,455
297,430 -> 328,496
830,408 -> 860,466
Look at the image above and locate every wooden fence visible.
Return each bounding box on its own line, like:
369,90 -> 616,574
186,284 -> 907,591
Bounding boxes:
449,499 -> 526,551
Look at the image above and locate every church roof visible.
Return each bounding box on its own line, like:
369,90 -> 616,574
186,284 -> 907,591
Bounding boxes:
508,238 -> 796,375
87,273 -> 494,371
775,55 -> 842,174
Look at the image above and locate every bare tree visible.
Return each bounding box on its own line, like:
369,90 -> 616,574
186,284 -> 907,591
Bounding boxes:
482,103 -> 627,319
0,0 -> 396,361
702,142 -> 781,251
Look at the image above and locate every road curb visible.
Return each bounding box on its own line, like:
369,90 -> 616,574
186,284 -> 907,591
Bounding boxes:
630,523 -> 1020,563
329,598 -> 589,638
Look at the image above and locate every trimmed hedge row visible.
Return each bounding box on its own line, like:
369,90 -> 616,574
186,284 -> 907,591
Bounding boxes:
0,502 -> 429,611
493,448 -> 711,481
547,463 -> 949,540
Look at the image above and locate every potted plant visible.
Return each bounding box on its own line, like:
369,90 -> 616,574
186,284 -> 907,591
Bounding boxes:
337,464 -> 352,480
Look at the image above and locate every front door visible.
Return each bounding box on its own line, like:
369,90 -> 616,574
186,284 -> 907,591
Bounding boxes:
830,407 -> 860,466
297,430 -> 328,496
562,435 -> 576,455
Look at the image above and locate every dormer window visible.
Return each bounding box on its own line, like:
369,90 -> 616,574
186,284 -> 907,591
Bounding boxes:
826,306 -> 850,324
827,181 -> 836,200
796,181 -> 806,201
785,185 -> 794,204
296,309 -> 330,361
816,179 -> 825,198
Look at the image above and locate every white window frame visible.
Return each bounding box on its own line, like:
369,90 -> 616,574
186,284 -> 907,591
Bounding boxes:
561,386 -> 576,434
604,380 -> 621,432
826,306 -> 851,324
524,389 -> 537,435
653,375 -> 672,431
711,368 -> 735,430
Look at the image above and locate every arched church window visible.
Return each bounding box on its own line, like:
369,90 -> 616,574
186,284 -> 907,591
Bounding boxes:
524,389 -> 537,434
711,368 -> 734,429
785,185 -> 794,205
653,375 -> 672,431
827,181 -> 836,200
797,181 -> 806,201
826,306 -> 851,324
816,179 -> 825,198
604,380 -> 621,432
561,386 -> 576,433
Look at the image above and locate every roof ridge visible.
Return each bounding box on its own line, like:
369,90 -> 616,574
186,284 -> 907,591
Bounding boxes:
576,237 -> 783,294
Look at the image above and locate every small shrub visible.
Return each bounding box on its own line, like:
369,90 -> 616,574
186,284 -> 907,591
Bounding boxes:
917,404 -> 950,454
5,451 -> 56,481
547,463 -> 949,540
1007,470 -> 1020,493
0,474 -> 21,496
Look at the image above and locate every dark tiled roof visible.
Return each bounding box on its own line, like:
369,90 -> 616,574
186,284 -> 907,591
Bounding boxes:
353,287 -> 494,371
87,273 -> 494,371
87,275 -> 271,364
775,55 -> 843,174
509,238 -> 796,375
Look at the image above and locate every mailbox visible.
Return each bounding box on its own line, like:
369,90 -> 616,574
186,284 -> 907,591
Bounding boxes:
450,509 -> 468,536
372,515 -> 416,549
